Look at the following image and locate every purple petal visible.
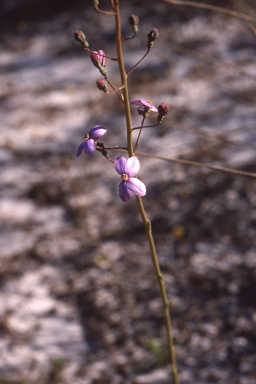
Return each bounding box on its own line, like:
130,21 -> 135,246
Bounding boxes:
76,142 -> 85,157
115,157 -> 127,175
124,156 -> 140,177
119,181 -> 131,202
84,139 -> 95,156
89,125 -> 107,139
126,178 -> 146,197
130,99 -> 157,112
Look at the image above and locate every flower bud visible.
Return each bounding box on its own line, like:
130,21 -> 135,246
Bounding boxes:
147,28 -> 159,48
74,31 -> 89,48
96,79 -> 109,93
129,14 -> 139,34
148,28 -> 159,42
157,103 -> 169,123
90,50 -> 107,69
158,103 -> 169,116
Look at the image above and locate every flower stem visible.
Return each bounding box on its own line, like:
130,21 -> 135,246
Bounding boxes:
114,0 -> 133,156
126,48 -> 151,77
133,116 -> 146,153
113,1 -> 179,382
135,196 -> 179,384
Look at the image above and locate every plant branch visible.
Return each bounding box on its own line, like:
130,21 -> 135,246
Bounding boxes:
94,2 -> 116,15
114,0 -> 133,155
121,32 -> 138,40
113,2 -> 179,382
105,147 -> 256,178
126,48 -> 151,77
132,123 -> 160,131
162,0 -> 256,23
105,75 -> 124,103
133,116 -> 146,153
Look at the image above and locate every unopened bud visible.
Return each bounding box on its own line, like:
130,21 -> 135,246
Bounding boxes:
158,103 -> 169,116
93,0 -> 99,6
96,79 -> 109,93
90,50 -> 107,69
157,103 -> 169,123
147,28 -> 159,48
74,31 -> 89,48
129,14 -> 139,34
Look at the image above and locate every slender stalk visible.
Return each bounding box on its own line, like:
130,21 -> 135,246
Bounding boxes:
114,0 -> 133,156
134,116 -> 146,153
162,0 -> 256,23
105,74 -> 124,102
126,48 -> 151,77
105,146 -> 256,179
113,1 -> 179,382
135,196 -> 178,384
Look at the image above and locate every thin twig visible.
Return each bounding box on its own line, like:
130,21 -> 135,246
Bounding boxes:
105,147 -> 256,178
121,32 -> 138,40
126,48 -> 151,77
162,0 -> 256,23
161,42 -> 256,83
105,75 -> 124,103
94,4 -> 116,15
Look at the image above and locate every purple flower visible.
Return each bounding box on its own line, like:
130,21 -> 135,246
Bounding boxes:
115,156 -> 146,202
76,125 -> 106,157
130,99 -> 158,112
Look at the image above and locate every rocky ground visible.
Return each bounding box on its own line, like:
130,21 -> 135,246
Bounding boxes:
1,0 -> 256,383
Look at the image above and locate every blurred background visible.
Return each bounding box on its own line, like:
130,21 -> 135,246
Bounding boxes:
1,0 -> 256,383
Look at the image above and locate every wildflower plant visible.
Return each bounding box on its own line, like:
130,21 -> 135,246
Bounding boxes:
73,1 -> 256,382
74,1 -> 177,382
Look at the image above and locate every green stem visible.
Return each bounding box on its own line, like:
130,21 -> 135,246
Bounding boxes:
113,1 -> 179,383
114,0 -> 133,156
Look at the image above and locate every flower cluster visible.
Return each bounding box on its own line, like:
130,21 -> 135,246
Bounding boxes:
76,126 -> 146,202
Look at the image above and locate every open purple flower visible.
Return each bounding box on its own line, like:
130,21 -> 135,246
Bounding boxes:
76,125 -> 106,157
115,156 -> 146,202
130,99 -> 158,112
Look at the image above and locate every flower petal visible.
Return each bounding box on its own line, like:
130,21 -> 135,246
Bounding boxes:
115,157 -> 127,175
149,104 -> 158,112
83,139 -> 95,156
130,99 -> 144,107
124,156 -> 140,177
98,50 -> 107,66
119,181 -> 131,202
76,142 -> 85,157
130,99 -> 157,112
89,125 -> 107,139
126,178 -> 146,197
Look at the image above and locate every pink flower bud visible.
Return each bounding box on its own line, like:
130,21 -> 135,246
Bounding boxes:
158,103 -> 169,117
147,28 -> 159,43
147,28 -> 159,48
90,50 -> 107,69
74,31 -> 89,48
74,31 -> 86,44
96,79 -> 109,93
98,50 -> 107,67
